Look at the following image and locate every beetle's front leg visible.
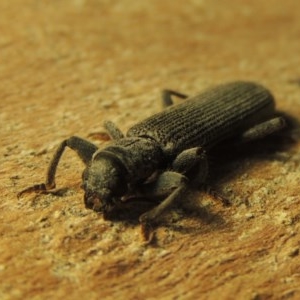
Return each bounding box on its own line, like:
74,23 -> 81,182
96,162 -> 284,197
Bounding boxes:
138,171 -> 188,241
137,148 -> 205,240
18,136 -> 98,197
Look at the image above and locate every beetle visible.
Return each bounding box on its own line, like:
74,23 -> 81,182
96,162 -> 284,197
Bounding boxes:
19,81 -> 286,240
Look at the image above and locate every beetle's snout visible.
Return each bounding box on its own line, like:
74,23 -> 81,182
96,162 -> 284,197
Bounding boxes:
84,190 -> 101,211
84,188 -> 113,212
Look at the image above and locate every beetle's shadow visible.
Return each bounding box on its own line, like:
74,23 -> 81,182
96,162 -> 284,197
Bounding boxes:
165,191 -> 229,235
102,192 -> 229,236
102,199 -> 159,225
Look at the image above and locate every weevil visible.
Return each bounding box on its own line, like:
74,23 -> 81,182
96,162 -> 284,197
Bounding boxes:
19,81 -> 286,240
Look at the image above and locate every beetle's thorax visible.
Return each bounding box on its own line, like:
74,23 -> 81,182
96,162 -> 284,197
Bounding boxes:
94,136 -> 165,184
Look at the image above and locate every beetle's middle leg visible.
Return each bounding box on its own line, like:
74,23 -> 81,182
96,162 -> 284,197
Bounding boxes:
18,136 -> 98,197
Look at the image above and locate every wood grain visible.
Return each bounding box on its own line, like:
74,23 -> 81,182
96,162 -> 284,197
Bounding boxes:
1,1 -> 300,299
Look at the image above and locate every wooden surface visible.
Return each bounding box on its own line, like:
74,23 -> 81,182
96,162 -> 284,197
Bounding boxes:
1,1 -> 300,299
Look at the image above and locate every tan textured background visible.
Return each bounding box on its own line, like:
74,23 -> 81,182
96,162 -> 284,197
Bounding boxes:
1,0 -> 300,299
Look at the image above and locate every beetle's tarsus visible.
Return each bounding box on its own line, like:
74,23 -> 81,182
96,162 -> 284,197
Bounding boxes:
17,184 -> 69,198
204,185 -> 231,206
141,221 -> 155,242
17,183 -> 47,198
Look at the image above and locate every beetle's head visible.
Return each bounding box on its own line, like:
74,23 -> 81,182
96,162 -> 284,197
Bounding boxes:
81,154 -> 128,213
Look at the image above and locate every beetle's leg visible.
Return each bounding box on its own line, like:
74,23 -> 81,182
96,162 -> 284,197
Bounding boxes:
135,171 -> 188,199
137,148 -> 205,240
130,147 -> 205,200
161,89 -> 188,107
137,148 -> 228,240
103,120 -> 124,140
172,147 -> 230,206
240,117 -> 286,142
18,136 -> 98,197
138,171 -> 188,241
172,147 -> 207,174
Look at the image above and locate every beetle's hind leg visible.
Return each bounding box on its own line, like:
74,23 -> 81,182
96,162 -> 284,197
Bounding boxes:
161,89 -> 188,107
240,117 -> 286,142
18,136 -> 98,197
